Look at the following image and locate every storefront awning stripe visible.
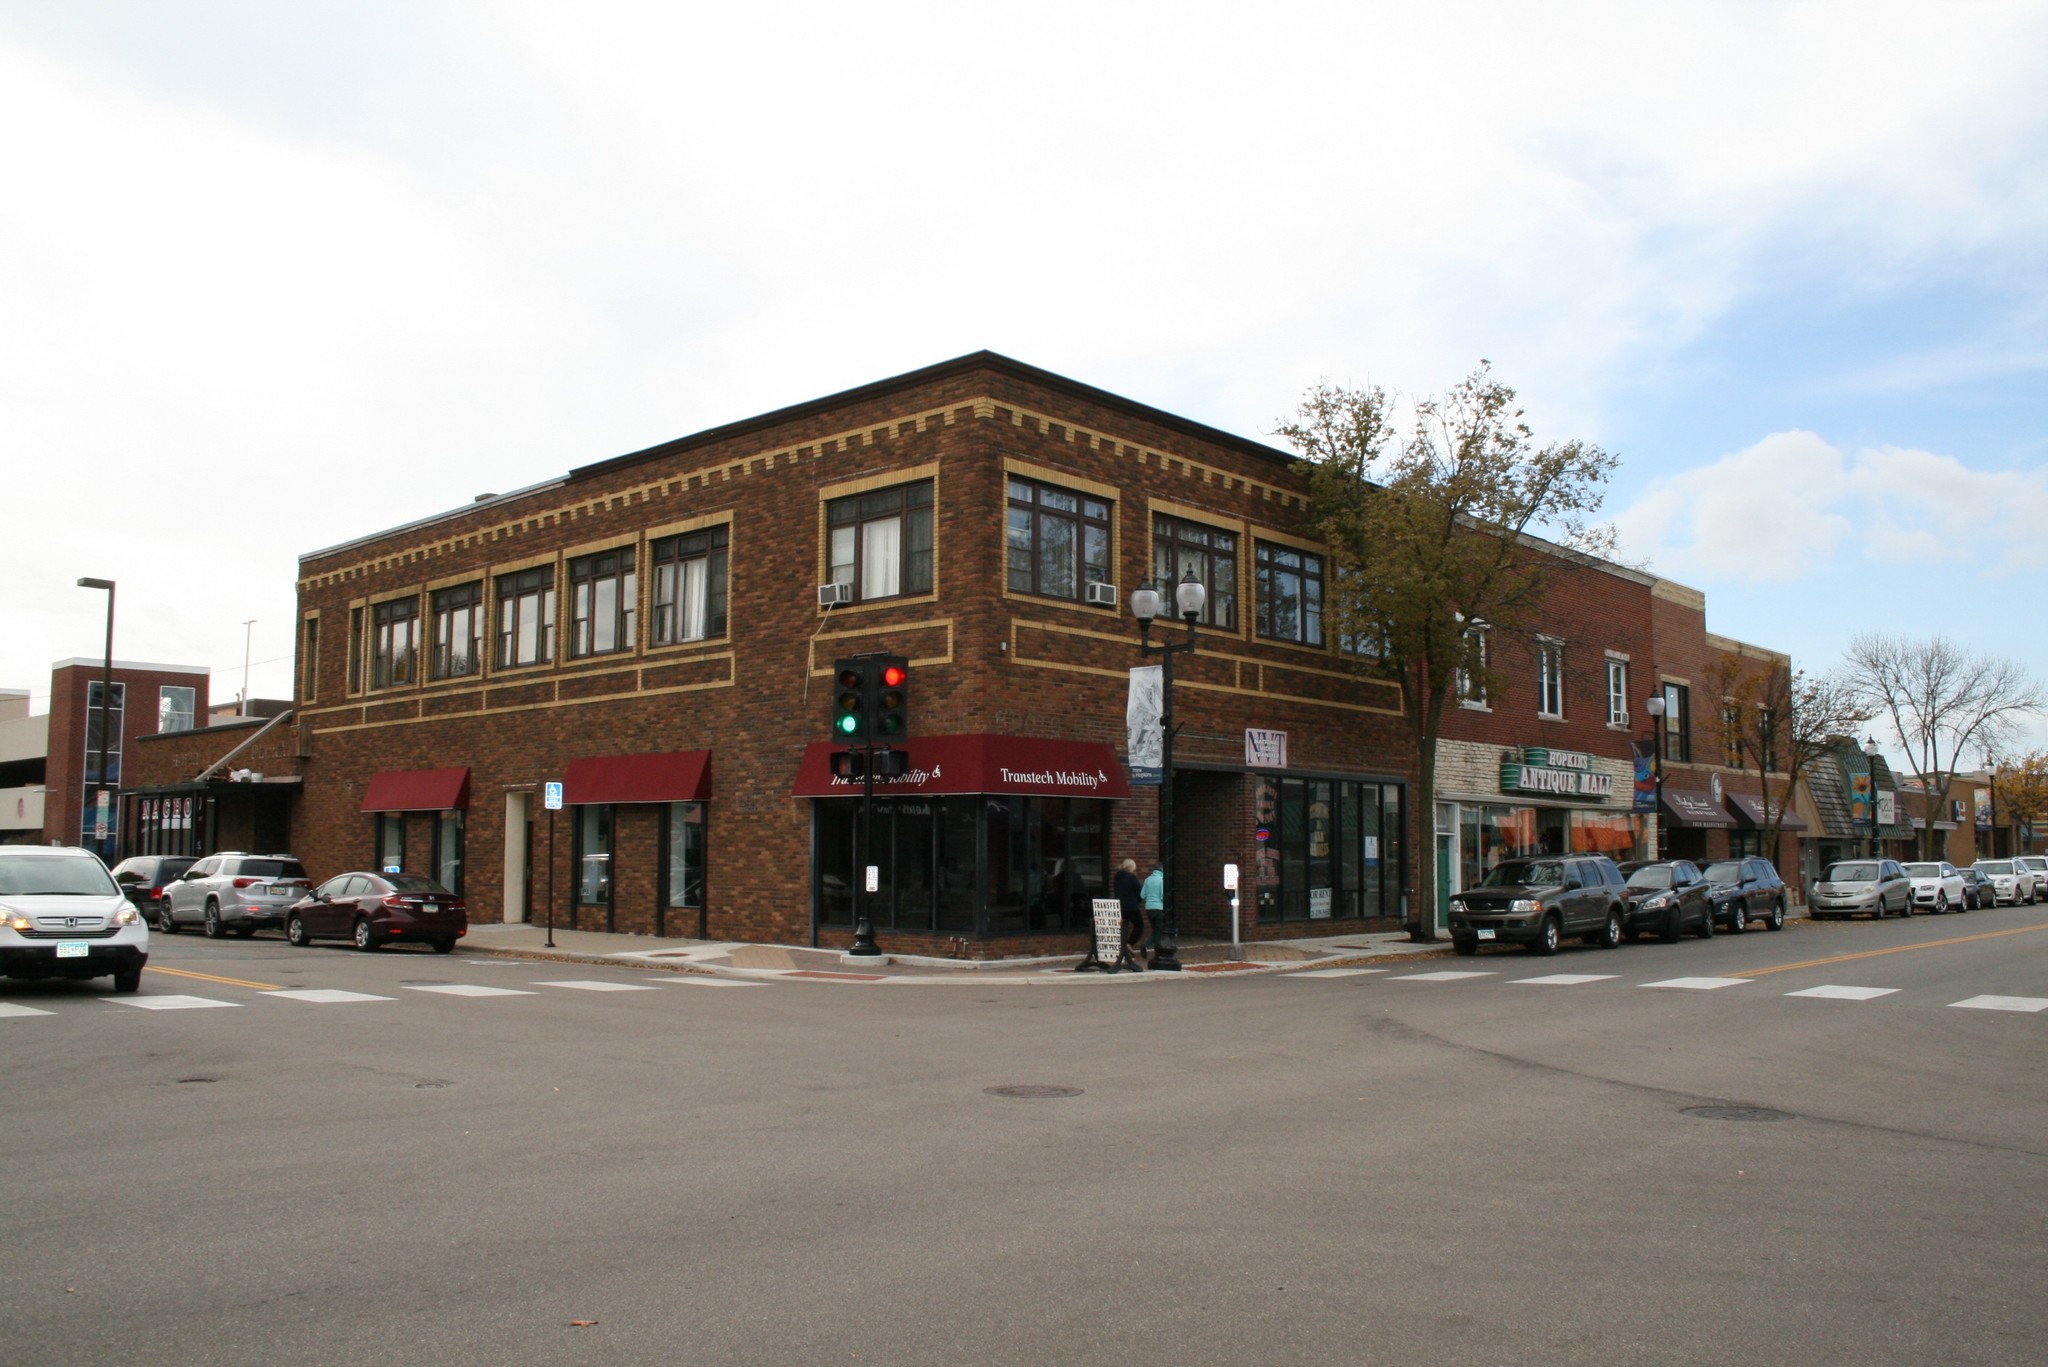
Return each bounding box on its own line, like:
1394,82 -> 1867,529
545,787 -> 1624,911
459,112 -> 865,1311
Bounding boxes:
790,734 -> 1131,799
1659,786 -> 1736,828
1724,792 -> 1809,831
360,766 -> 470,813
563,751 -> 711,805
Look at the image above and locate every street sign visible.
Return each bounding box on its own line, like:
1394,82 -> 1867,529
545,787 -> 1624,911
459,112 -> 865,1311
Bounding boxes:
865,864 -> 880,893
1222,863 -> 1239,890
543,781 -> 564,811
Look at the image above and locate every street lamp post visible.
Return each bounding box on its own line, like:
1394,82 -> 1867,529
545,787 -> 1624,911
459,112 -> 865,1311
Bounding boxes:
1131,570 -> 1205,973
1863,735 -> 1883,860
1643,693 -> 1666,858
1988,759 -> 1999,860
77,578 -> 116,857
241,619 -> 257,717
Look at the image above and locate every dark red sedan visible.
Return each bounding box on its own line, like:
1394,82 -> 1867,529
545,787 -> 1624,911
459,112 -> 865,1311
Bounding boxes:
285,872 -> 467,953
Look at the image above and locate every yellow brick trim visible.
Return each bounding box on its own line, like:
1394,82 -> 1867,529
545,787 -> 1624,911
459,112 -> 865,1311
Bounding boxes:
1001,457 -> 1122,505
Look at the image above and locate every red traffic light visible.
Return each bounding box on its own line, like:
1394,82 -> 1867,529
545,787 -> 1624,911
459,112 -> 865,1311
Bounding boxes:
880,664 -> 907,688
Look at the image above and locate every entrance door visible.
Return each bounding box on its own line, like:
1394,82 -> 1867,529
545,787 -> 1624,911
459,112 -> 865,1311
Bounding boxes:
503,793 -> 530,923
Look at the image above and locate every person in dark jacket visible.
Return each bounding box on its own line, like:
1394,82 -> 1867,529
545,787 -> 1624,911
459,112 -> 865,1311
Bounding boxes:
1114,858 -> 1147,970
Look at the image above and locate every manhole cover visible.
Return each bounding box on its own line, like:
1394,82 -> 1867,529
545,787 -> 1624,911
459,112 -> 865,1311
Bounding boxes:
1683,1105 -> 1790,1122
412,1080 -> 454,1090
984,1085 -> 1083,1099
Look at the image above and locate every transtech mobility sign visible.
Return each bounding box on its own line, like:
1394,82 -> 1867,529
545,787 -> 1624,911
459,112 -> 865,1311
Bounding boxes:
1499,747 -> 1615,801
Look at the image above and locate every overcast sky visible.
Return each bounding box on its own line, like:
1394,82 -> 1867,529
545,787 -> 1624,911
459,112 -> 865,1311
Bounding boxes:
5,1 -> 2045,759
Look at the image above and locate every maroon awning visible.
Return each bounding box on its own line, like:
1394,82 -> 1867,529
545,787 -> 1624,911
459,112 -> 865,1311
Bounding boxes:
791,734 -> 1131,799
564,750 -> 712,805
1660,786 -> 1736,828
360,766 -> 470,813
1725,792 -> 1809,831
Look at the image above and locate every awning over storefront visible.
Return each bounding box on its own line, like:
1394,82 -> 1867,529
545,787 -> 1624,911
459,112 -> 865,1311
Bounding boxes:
360,766 -> 470,813
1660,786 -> 1736,828
1725,792 -> 1809,831
791,734 -> 1132,799
564,750 -> 712,804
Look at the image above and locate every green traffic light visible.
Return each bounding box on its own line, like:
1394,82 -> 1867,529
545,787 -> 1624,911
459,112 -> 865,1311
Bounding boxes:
837,713 -> 860,734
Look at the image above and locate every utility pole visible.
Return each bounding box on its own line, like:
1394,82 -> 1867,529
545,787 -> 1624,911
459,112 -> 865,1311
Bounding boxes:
241,619 -> 257,717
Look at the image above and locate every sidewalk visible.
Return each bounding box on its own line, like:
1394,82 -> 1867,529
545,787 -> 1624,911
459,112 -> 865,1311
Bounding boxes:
457,922 -> 1457,983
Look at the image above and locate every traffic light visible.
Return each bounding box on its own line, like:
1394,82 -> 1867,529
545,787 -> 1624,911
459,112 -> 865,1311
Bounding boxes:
830,749 -> 866,780
873,656 -> 909,739
832,660 -> 868,742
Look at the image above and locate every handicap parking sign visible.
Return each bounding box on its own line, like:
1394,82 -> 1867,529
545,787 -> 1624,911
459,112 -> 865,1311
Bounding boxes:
543,781 -> 564,810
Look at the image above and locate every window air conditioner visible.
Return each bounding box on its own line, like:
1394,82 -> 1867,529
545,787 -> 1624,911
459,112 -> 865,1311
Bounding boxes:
818,583 -> 853,607
1084,581 -> 1119,607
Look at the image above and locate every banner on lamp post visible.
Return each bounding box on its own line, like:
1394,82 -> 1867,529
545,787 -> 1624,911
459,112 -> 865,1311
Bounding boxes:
1127,665 -> 1163,785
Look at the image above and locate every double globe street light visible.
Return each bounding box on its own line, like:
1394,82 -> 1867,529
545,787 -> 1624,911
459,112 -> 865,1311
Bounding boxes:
1129,569 -> 1206,973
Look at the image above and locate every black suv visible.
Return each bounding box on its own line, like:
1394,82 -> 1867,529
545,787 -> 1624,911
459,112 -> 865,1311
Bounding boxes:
1616,859 -> 1714,942
1449,855 -> 1628,956
1700,857 -> 1789,932
107,855 -> 197,921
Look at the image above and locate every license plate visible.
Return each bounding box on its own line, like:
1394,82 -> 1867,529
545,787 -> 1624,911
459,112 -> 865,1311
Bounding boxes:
1476,928 -> 1496,941
419,903 -> 439,914
56,942 -> 89,958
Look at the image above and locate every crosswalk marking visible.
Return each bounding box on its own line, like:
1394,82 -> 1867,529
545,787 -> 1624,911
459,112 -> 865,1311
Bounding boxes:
1642,977 -> 1752,990
532,980 -> 660,992
1950,995 -> 2048,1013
402,984 -> 535,998
654,977 -> 764,987
106,994 -> 238,1010
1515,974 -> 1618,986
1786,985 -> 1898,1001
1393,971 -> 1494,982
0,1002 -> 55,1018
1293,968 -> 1387,978
265,988 -> 396,1004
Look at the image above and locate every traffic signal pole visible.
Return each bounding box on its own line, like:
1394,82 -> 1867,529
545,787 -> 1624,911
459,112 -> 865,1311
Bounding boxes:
849,749 -> 880,956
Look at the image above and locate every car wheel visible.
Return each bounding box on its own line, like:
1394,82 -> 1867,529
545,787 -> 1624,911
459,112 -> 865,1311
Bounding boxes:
155,903 -> 178,934
1726,902 -> 1747,934
1597,909 -> 1621,950
1661,906 -> 1683,944
286,915 -> 311,947
202,900 -> 225,939
112,965 -> 142,994
430,938 -> 457,955
1766,899 -> 1785,931
352,917 -> 380,952
1696,905 -> 1715,939
1935,892 -> 1948,914
1898,896 -> 1913,917
1532,915 -> 1561,956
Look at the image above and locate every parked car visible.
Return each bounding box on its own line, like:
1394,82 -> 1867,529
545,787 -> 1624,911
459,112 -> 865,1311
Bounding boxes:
1810,859 -> 1913,919
0,845 -> 148,993
1957,867 -> 1991,910
1448,855 -> 1627,956
285,872 -> 467,953
1972,860 -> 2031,906
1701,857 -> 1789,932
2014,856 -> 2048,902
162,853 -> 313,938
107,854 -> 196,921
1616,859 -> 1714,942
1901,861 -> 1967,914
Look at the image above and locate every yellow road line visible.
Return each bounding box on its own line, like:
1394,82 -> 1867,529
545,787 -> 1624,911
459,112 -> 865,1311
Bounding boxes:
1743,923 -> 2048,978
144,964 -> 284,992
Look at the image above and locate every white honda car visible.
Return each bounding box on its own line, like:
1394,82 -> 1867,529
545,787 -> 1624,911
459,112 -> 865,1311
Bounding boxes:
0,846 -> 149,993
1901,861 -> 1966,914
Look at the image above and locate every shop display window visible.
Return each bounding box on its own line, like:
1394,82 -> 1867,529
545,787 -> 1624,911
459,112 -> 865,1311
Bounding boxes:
1257,776 -> 1406,923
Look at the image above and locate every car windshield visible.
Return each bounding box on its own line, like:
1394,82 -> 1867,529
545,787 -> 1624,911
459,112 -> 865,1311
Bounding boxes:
1903,863 -> 1940,877
1976,861 -> 2014,875
1479,860 -> 1564,888
385,875 -> 452,894
238,859 -> 307,879
0,854 -> 119,897
1703,862 -> 1742,884
1824,862 -> 1878,882
1625,866 -> 1673,889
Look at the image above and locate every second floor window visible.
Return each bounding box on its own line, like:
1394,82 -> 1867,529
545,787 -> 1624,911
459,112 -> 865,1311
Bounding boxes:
157,686 -> 195,733
497,567 -> 556,669
1007,479 -> 1111,601
651,526 -> 728,644
1255,542 -> 1324,646
1459,625 -> 1489,706
828,482 -> 932,601
1538,641 -> 1564,718
570,548 -> 637,658
1152,515 -> 1236,629
1662,682 -> 1691,763
1723,701 -> 1744,767
301,617 -> 320,701
372,597 -> 419,688
1606,658 -> 1628,726
431,582 -> 484,679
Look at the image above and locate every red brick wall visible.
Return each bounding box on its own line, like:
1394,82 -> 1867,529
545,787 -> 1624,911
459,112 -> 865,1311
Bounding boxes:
44,663 -> 211,844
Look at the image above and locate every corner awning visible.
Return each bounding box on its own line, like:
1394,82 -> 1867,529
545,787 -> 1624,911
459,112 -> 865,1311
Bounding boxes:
791,734 -> 1132,799
564,750 -> 711,805
360,767 -> 470,813
1660,786 -> 1736,828
1725,792 -> 1809,831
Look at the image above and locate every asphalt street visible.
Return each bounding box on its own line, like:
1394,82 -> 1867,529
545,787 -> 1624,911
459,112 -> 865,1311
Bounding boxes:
4,907 -> 2045,1366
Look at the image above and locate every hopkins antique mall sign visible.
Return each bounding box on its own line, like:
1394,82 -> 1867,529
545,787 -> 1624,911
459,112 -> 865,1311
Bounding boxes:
1499,747 -> 1616,801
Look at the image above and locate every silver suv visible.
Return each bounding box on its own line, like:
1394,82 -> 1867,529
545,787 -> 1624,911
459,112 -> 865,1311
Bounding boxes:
163,853 -> 313,938
0,846 -> 149,993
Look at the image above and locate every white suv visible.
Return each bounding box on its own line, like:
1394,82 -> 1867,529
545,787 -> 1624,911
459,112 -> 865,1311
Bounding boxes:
1902,861 -> 1966,913
2014,856 -> 2048,903
0,846 -> 149,993
163,853 -> 313,938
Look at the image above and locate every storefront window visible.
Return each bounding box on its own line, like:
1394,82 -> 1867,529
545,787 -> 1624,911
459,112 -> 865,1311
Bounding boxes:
666,802 -> 706,911
1457,802 -> 1646,891
433,811 -> 464,894
1258,777 -> 1406,923
377,813 -> 405,873
575,805 -> 612,907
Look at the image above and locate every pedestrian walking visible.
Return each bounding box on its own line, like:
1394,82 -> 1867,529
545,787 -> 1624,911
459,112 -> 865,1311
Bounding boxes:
1114,858 -> 1147,970
1140,862 -> 1165,962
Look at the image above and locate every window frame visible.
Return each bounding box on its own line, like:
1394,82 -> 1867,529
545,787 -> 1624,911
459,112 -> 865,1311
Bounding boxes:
1605,657 -> 1628,727
430,582 -> 485,680
157,685 -> 195,734
1254,540 -> 1325,647
1537,639 -> 1565,719
650,526 -> 729,645
1151,514 -> 1238,630
370,595 -> 420,689
826,481 -> 934,604
1006,477 -> 1112,603
1458,624 -> 1490,709
568,547 -> 638,660
1662,682 -> 1691,763
300,615 -> 320,702
495,566 -> 557,670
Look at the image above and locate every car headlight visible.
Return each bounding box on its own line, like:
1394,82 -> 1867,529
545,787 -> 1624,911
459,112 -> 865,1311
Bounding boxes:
2,908 -> 29,932
1510,898 -> 1539,913
1643,893 -> 1673,909
113,905 -> 138,926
